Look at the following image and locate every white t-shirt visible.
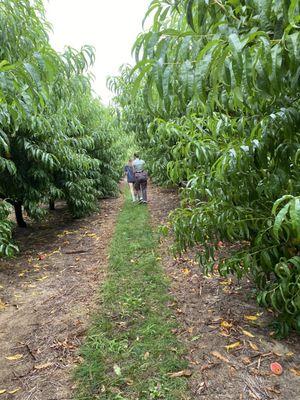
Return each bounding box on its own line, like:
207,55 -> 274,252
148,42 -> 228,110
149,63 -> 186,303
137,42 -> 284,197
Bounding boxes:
133,158 -> 145,172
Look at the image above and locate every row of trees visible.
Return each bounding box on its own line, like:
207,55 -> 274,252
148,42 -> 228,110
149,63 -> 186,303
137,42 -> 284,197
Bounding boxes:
0,0 -> 124,257
111,0 -> 300,336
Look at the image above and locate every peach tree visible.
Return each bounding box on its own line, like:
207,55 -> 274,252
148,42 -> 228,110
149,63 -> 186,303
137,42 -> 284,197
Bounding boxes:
0,0 -> 123,256
115,0 -> 300,336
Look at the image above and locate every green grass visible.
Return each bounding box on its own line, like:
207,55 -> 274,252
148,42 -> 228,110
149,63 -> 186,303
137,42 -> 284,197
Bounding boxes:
74,194 -> 188,400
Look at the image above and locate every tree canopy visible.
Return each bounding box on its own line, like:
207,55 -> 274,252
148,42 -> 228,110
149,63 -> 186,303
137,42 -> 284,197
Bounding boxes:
0,0 -> 124,256
111,0 -> 300,336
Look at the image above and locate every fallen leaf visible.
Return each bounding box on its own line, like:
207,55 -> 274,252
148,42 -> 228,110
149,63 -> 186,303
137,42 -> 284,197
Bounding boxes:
100,384 -> 106,393
0,300 -> 6,310
225,341 -> 241,351
168,369 -> 192,378
290,368 -> 300,376
270,362 -> 283,375
143,352 -> 150,360
241,329 -> 255,338
212,316 -> 222,323
241,356 -> 252,365
286,352 -> 294,357
5,354 -> 23,361
49,250 -> 60,256
229,365 -> 237,376
197,382 -> 206,394
220,279 -> 232,286
57,229 -> 77,237
244,315 -> 258,321
8,389 -> 21,394
85,233 -> 97,238
221,321 -> 232,329
249,341 -> 259,351
34,362 -> 53,370
113,364 -> 121,377
219,330 -> 231,337
38,254 -> 46,260
222,287 -> 230,293
182,268 -> 190,275
200,363 -> 216,372
211,351 -> 230,363
36,276 -> 48,282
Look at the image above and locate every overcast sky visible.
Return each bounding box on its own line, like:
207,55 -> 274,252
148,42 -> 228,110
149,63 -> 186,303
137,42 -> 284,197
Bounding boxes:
45,0 -> 151,104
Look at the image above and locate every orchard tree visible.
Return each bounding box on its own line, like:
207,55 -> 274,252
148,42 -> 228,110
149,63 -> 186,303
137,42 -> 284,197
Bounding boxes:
0,0 -> 124,256
113,0 -> 300,336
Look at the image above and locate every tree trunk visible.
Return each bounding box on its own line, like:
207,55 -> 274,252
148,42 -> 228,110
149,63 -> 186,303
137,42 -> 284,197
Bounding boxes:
14,201 -> 27,228
49,199 -> 55,210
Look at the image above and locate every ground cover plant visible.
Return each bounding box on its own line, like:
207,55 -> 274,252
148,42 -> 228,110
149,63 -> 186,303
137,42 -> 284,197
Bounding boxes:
75,193 -> 188,399
0,0 -> 124,257
111,0 -> 300,337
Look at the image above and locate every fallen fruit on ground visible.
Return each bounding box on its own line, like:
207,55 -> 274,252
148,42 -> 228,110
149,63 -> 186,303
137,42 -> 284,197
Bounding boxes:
270,362 -> 283,376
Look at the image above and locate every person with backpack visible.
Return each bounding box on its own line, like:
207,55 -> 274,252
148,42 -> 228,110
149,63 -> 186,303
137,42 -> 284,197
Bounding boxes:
133,154 -> 148,203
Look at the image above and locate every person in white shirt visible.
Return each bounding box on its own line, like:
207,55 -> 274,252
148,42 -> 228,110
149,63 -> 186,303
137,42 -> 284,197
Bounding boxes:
132,154 -> 145,173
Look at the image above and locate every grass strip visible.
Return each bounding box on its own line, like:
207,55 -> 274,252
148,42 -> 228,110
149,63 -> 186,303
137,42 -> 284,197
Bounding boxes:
75,194 -> 188,400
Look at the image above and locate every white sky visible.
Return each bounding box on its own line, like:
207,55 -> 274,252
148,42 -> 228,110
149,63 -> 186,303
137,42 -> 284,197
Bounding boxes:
45,0 -> 151,104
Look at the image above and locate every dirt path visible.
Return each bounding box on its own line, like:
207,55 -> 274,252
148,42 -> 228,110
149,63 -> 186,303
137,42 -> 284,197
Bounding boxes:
0,196 -> 122,400
148,184 -> 300,400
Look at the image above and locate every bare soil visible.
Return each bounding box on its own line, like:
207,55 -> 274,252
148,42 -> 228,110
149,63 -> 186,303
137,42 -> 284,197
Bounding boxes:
0,196 -> 122,400
148,185 -> 300,400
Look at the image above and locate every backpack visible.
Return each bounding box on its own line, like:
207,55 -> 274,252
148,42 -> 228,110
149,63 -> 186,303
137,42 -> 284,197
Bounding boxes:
135,171 -> 148,183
